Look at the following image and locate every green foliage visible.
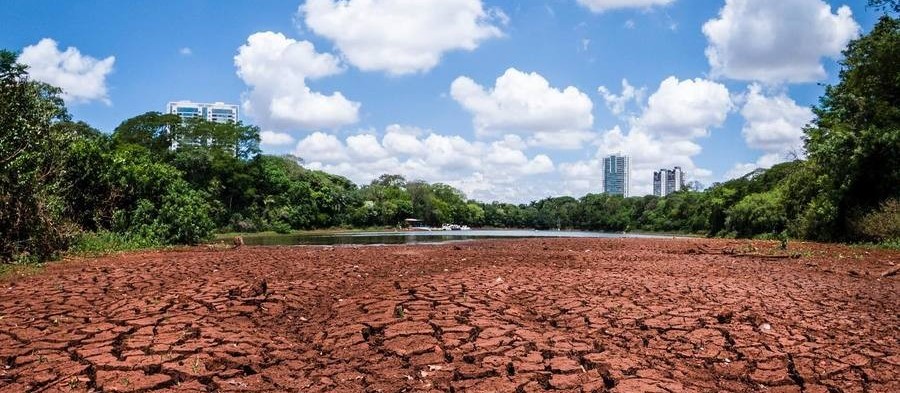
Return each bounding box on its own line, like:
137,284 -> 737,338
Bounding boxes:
112,112 -> 182,156
803,15 -> 900,240
853,199 -> 900,242
869,0 -> 900,13
726,191 -> 787,238
0,50 -> 73,262
70,230 -> 161,256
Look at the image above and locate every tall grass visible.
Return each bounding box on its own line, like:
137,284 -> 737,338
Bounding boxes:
69,231 -> 162,256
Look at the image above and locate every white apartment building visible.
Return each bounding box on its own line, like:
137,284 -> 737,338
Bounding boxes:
167,101 -> 239,123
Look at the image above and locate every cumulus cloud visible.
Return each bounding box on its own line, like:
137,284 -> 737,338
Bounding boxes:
560,76 -> 728,196
451,68 -> 595,149
741,84 -> 814,154
702,0 -> 860,84
301,0 -> 504,75
179,47 -> 192,56
723,153 -> 788,181
560,129 -> 712,197
597,79 -> 644,115
293,131 -> 349,163
576,0 -> 675,13
260,130 -> 296,147
293,125 -> 555,202
346,134 -> 390,160
724,85 -> 815,180
234,31 -> 360,131
18,38 -> 115,104
632,76 -> 733,139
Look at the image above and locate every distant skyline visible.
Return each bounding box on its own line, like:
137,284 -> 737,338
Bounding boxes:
0,0 -> 882,202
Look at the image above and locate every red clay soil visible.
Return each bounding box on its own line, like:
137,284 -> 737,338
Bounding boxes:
1,238 -> 898,393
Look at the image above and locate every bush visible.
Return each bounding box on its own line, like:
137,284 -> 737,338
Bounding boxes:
157,185 -> 216,244
726,191 -> 786,238
70,231 -> 161,256
854,199 -> 900,242
270,221 -> 292,234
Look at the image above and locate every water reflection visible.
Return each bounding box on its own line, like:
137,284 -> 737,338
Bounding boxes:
239,230 -> 665,246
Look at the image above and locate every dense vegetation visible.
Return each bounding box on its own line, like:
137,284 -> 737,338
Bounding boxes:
1,12 -> 898,263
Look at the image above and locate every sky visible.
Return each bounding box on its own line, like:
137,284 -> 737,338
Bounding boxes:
1,0 -> 882,203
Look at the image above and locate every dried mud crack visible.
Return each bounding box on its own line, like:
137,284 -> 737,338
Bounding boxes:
1,238 -> 898,392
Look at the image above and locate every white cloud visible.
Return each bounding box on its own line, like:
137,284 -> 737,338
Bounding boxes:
632,76 -> 732,139
561,76 -> 728,196
293,131 -> 348,162
234,31 -> 360,131
301,0 -> 504,75
346,134 -> 390,160
577,0 -> 675,13
294,125 -> 555,202
724,84 -> 815,180
723,162 -> 760,181
597,79 -> 644,115
179,47 -> 192,56
702,0 -> 860,84
526,130 -> 598,150
383,129 -> 426,155
18,38 -> 115,104
741,84 -> 813,154
724,153 -> 790,181
260,130 -> 296,146
451,68 -> 595,149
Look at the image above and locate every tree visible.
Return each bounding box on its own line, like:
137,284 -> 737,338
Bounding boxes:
869,0 -> 900,13
726,191 -> 787,238
0,50 -> 72,262
112,111 -> 182,156
803,15 -> 900,240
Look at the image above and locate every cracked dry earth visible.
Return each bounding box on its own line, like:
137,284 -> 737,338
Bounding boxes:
1,239 -> 898,393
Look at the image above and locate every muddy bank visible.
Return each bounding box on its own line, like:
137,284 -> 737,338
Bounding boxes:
1,238 -> 898,392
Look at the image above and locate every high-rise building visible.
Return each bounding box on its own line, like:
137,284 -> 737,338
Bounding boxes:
602,154 -> 630,197
653,166 -> 685,197
167,101 -> 239,124
166,101 -> 240,151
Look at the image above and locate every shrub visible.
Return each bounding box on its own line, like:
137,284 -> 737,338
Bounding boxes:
270,220 -> 292,234
157,185 -> 215,244
854,199 -> 900,242
70,231 -> 161,256
726,191 -> 787,238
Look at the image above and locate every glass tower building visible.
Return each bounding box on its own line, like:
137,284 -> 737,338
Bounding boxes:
653,167 -> 684,197
602,154 -> 630,197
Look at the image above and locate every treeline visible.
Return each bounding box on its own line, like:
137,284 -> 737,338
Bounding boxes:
1,14 -> 898,263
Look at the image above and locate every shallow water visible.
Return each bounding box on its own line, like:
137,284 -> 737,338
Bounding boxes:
239,229 -> 667,246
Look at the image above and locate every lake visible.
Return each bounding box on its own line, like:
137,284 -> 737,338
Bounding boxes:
237,229 -> 669,246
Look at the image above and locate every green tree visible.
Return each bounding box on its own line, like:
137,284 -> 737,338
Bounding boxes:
802,15 -> 900,240
726,191 -> 787,238
0,50 -> 72,262
112,111 -> 182,156
869,0 -> 899,13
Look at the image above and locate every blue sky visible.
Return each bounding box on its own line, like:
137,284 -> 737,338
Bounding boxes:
1,0 -> 881,202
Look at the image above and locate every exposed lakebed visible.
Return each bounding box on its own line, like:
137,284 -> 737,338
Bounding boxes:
1,238 -> 897,391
